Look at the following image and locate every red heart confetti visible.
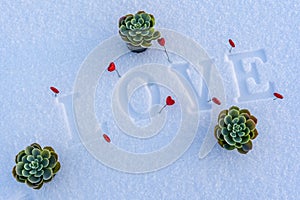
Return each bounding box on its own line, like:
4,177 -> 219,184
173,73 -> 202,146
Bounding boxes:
273,92 -> 284,100
229,39 -> 235,47
166,96 -> 175,105
212,97 -> 221,105
159,96 -> 176,114
158,38 -> 166,46
228,39 -> 235,53
107,62 -> 121,77
103,134 -> 111,143
50,86 -> 59,94
50,86 -> 59,97
107,62 -> 116,72
157,37 -> 171,63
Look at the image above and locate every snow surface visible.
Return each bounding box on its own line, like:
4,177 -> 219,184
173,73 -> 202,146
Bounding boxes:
1,0 -> 300,199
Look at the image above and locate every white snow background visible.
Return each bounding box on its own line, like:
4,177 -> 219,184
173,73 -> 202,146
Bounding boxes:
0,1 -> 299,199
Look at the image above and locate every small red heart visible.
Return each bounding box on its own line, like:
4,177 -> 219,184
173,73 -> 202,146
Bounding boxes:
212,97 -> 221,105
166,96 -> 175,106
103,134 -> 111,143
50,86 -> 59,94
229,39 -> 235,48
108,62 -> 116,72
273,92 -> 284,99
158,38 -> 165,46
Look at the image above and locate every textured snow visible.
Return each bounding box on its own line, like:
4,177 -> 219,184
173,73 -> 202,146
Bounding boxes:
1,0 -> 300,199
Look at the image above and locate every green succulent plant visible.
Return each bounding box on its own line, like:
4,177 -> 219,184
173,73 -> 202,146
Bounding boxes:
12,143 -> 61,189
119,11 -> 161,48
214,106 -> 258,154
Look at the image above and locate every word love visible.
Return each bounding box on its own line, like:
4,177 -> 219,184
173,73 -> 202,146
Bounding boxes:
229,39 -> 235,53
107,62 -> 121,78
158,38 -> 171,63
159,96 -> 175,114
50,86 -> 59,97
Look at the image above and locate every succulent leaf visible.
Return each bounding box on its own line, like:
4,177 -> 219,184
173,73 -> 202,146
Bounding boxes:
152,31 -> 160,39
16,176 -> 26,183
128,30 -> 137,37
230,132 -> 236,137
240,123 -> 246,130
141,30 -> 150,36
233,136 -> 242,143
224,135 -> 235,146
224,115 -> 232,125
224,144 -> 235,150
41,149 -> 50,159
229,106 -> 240,111
37,155 -> 43,162
53,162 -> 61,174
51,152 -> 58,161
235,143 -> 242,148
22,169 -> 30,177
22,155 -> 29,163
35,169 -> 44,177
133,35 -> 143,42
216,128 -> 222,138
242,140 -> 253,151
24,163 -> 31,170
25,146 -> 34,155
31,143 -> 42,150
141,41 -> 152,47
27,155 -> 34,162
240,113 -> 250,120
238,116 -> 246,124
48,155 -> 57,168
218,118 -> 225,127
238,131 -> 245,137
237,148 -> 248,154
37,164 -> 43,171
16,150 -> 26,163
43,168 -> 53,180
41,158 -> 49,168
241,135 -> 251,144
246,119 -> 256,130
221,128 -> 229,136
32,149 -> 40,157
217,140 -> 224,147
250,115 -> 258,124
245,127 -> 250,135
252,129 -> 259,139
240,109 -> 250,116
218,110 -> 228,119
232,117 -> 239,124
229,109 -> 239,118
16,163 -> 24,176
25,179 -> 35,188
43,146 -> 54,152
34,182 -> 44,190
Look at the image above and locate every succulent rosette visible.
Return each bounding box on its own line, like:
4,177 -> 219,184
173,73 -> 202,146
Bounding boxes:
119,11 -> 160,48
214,106 -> 258,154
12,143 -> 61,189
